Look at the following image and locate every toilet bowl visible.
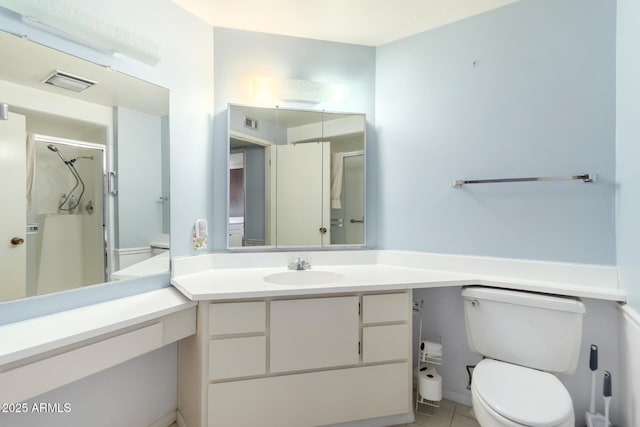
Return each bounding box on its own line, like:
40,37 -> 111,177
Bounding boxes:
461,287 -> 585,427
471,360 -> 574,427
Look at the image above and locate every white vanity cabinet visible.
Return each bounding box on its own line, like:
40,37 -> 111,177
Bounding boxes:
270,296 -> 359,372
178,291 -> 412,427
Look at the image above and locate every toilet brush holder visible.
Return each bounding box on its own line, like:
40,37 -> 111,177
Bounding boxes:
585,411 -> 610,427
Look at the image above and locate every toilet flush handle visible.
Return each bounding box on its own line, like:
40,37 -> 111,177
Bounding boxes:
464,298 -> 479,307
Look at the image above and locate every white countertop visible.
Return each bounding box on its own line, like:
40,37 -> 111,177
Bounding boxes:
112,251 -> 170,280
172,264 -> 474,299
0,287 -> 195,368
171,251 -> 626,302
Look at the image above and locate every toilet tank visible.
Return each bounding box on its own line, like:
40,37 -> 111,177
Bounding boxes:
462,286 -> 585,374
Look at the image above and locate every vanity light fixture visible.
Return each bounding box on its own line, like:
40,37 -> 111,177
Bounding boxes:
21,15 -> 116,57
43,70 -> 97,93
0,0 -> 162,65
279,78 -> 324,103
253,76 -> 350,104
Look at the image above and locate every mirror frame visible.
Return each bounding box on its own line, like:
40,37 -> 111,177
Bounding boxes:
226,103 -> 367,251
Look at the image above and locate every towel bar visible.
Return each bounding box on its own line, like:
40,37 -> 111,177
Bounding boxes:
452,173 -> 596,187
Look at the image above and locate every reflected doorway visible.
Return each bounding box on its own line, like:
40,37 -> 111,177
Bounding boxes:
331,151 -> 364,245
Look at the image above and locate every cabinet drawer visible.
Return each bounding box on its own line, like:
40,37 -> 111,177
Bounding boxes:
209,301 -> 265,335
362,324 -> 410,363
362,293 -> 409,323
209,336 -> 266,380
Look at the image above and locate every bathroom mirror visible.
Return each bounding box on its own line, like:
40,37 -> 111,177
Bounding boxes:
0,31 -> 169,303
227,104 -> 365,249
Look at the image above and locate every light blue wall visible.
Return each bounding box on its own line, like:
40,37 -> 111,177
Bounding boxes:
616,0 -> 640,310
114,107 -> 163,248
213,27 -> 377,250
161,116 -> 170,234
375,0 -> 616,264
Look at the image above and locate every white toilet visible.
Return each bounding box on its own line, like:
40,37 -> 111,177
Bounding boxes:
461,286 -> 585,427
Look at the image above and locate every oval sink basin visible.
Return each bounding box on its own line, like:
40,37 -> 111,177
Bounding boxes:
264,270 -> 344,286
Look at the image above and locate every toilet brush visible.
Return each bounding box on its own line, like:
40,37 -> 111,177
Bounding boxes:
589,345 -> 598,414
603,371 -> 612,426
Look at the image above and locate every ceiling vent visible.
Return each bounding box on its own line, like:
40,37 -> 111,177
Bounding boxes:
43,70 -> 97,92
244,117 -> 258,130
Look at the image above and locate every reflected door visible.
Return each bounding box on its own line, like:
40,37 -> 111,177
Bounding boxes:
274,142 -> 330,246
0,112 -> 27,300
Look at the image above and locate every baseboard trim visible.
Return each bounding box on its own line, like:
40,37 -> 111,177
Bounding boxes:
443,389 -> 472,407
619,302 -> 640,330
176,410 -> 188,427
325,412 -> 414,427
148,410 -> 177,427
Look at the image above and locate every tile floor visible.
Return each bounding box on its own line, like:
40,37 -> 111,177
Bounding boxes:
168,399 -> 479,427
392,399 -> 481,427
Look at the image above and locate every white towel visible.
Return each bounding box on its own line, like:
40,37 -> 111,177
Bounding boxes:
26,133 -> 35,209
331,152 -> 344,209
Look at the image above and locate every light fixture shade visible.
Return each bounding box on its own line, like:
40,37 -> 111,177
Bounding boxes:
252,76 -> 350,104
43,70 -> 97,92
0,0 -> 162,65
279,78 -> 324,103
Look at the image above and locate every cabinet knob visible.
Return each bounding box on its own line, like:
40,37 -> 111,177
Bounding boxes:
10,237 -> 24,246
319,227 -> 327,234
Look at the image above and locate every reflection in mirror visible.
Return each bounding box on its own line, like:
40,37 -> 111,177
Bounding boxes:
323,112 -> 366,246
0,31 -> 169,303
228,105 -> 365,249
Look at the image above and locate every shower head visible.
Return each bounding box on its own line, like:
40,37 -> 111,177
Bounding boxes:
48,143 -> 70,164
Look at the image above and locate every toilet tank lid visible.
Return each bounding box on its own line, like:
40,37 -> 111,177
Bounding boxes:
462,286 -> 585,314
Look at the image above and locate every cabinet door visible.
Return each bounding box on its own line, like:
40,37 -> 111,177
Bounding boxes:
362,324 -> 410,363
270,296 -> 359,373
208,363 -> 410,427
209,336 -> 266,381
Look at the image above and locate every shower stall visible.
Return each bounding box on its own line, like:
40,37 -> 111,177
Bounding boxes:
27,135 -> 106,296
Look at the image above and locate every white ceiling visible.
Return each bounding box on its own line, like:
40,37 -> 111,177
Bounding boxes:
171,0 -> 518,46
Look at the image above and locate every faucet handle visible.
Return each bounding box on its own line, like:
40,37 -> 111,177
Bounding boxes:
287,256 -> 311,270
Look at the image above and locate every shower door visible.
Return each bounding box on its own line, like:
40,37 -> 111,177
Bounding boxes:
0,112 -> 27,300
30,136 -> 106,295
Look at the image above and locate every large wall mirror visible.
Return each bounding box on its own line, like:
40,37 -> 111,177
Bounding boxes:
228,104 -> 365,249
0,31 -> 169,303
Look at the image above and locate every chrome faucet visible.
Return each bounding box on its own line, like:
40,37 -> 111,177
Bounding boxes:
288,257 -> 311,271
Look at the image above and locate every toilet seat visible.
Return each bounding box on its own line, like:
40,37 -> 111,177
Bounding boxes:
472,359 -> 574,427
